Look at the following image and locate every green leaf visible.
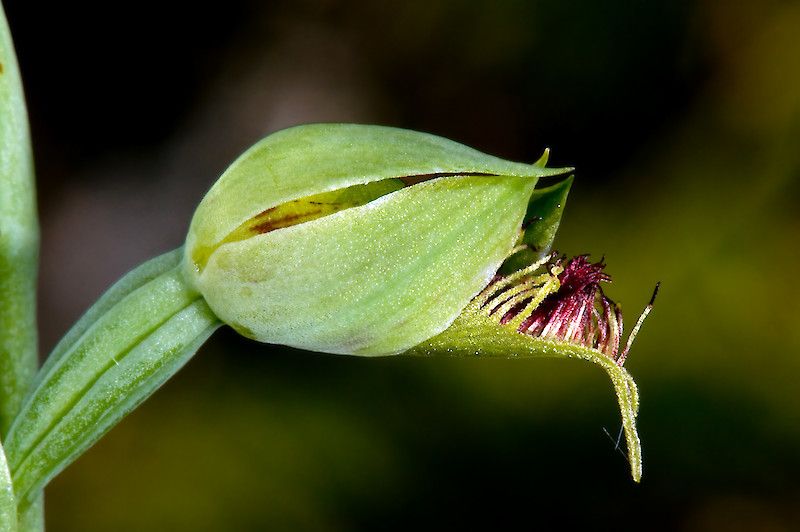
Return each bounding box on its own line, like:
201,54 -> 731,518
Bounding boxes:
33,249 -> 185,385
4,250 -> 221,507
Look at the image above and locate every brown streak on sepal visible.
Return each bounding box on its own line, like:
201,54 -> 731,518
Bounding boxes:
250,209 -> 325,234
399,172 -> 497,186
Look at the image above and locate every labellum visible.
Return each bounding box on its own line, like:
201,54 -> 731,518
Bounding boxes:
410,251 -> 658,481
499,254 -> 657,366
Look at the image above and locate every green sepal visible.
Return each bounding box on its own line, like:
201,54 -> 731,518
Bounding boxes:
186,124 -> 571,273
406,286 -> 643,482
195,179 -> 406,269
197,175 -> 537,356
500,175 -> 574,275
522,175 -> 574,254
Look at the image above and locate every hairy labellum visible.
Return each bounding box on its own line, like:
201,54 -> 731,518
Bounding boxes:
485,255 -> 657,366
414,251 -> 656,482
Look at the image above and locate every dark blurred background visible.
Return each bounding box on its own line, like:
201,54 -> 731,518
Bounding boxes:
4,0 -> 800,530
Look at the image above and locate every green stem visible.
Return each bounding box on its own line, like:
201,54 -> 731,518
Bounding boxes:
0,440 -> 17,532
16,496 -> 40,532
1,4 -> 42,529
4,249 -> 221,509
0,0 -> 39,442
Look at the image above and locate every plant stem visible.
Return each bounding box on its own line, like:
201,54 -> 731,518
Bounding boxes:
15,497 -> 40,532
0,0 -> 39,439
1,4 -> 42,529
0,440 -> 17,532
4,249 -> 221,509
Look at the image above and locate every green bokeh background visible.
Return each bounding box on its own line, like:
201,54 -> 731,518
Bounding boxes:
5,0 -> 800,529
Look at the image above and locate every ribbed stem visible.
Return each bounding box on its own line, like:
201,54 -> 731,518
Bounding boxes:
0,0 -> 39,437
4,249 -> 221,508
0,440 -> 16,532
1,3 -> 41,529
16,497 -> 40,532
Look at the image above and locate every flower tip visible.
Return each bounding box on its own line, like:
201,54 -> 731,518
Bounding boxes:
534,148 -> 550,167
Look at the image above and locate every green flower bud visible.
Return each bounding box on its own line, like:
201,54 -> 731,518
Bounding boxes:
4,124 -> 651,508
184,124 -> 569,356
